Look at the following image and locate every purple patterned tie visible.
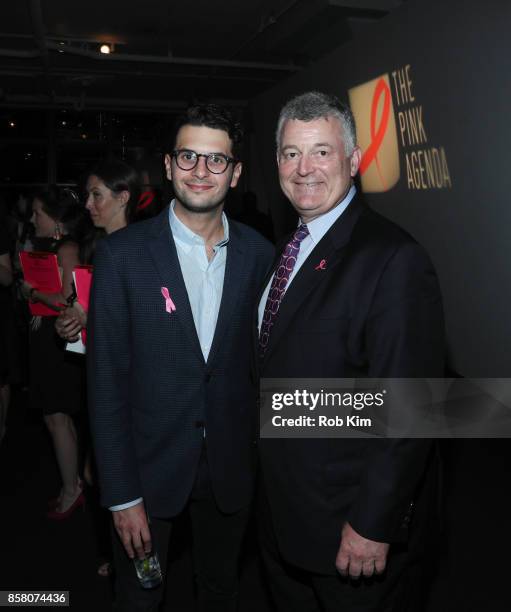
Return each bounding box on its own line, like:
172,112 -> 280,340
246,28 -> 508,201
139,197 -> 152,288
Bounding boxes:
259,224 -> 309,358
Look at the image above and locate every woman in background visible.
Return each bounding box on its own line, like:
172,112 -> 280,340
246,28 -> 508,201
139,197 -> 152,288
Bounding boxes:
20,187 -> 85,519
57,159 -> 141,336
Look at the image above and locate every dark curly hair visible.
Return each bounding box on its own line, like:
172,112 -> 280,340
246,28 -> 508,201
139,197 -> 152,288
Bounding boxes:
170,104 -> 244,160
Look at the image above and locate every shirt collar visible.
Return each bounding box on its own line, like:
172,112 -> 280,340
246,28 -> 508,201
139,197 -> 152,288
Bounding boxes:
303,185 -> 357,246
168,199 -> 230,254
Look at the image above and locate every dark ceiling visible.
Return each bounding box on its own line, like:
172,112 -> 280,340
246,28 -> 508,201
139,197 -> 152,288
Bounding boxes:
0,0 -> 403,113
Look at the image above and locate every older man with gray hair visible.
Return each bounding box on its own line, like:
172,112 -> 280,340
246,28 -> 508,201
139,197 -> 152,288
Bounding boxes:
257,91 -> 445,611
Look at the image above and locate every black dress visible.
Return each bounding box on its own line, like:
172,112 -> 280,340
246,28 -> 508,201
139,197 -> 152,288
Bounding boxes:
28,237 -> 83,416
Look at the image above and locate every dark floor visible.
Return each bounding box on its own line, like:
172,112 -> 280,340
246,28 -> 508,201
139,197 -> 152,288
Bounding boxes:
1,388 -> 510,611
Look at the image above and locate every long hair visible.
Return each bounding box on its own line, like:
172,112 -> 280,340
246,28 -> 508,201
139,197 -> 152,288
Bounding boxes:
88,159 -> 142,224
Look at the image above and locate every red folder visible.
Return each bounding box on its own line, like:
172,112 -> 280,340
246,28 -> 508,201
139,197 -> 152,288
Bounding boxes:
73,265 -> 93,345
19,251 -> 62,317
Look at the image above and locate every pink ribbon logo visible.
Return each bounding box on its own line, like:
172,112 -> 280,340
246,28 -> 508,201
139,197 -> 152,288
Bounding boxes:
359,77 -> 391,191
161,287 -> 176,313
315,259 -> 327,271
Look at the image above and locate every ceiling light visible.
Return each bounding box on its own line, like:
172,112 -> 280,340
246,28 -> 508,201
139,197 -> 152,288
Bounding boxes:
9,121 -> 15,127
100,44 -> 111,55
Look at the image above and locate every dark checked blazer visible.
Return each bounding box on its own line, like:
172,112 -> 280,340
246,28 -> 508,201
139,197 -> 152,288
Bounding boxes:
87,206 -> 273,516
257,193 -> 445,574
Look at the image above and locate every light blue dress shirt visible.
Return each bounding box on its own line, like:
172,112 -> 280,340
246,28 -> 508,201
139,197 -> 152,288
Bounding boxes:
258,185 -> 356,330
110,200 -> 229,512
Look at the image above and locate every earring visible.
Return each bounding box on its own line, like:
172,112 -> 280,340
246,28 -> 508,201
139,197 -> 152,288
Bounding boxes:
54,222 -> 62,240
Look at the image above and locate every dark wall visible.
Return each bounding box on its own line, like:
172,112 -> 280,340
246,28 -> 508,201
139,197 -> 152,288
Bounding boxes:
251,0 -> 511,377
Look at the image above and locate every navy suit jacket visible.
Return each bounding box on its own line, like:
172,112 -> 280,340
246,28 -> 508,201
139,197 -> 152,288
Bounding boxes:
87,206 -> 273,517
258,195 -> 445,574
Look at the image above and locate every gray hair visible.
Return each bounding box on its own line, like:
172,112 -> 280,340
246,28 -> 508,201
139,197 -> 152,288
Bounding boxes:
276,91 -> 357,156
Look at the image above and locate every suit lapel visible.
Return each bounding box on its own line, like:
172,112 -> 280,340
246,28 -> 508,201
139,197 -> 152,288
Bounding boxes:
261,196 -> 366,367
207,221 -> 245,366
147,207 -> 204,364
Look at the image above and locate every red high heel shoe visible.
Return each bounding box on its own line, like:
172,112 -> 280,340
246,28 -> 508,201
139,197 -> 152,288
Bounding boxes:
47,491 -> 85,520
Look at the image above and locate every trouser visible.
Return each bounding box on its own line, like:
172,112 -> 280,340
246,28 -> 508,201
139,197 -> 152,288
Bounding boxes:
111,446 -> 250,612
258,482 -> 423,612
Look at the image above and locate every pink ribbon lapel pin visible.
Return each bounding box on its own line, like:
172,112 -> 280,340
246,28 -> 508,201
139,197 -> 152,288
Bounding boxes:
315,259 -> 327,271
161,287 -> 176,314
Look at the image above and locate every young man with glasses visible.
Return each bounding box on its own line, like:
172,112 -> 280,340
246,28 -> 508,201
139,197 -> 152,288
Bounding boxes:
88,104 -> 273,611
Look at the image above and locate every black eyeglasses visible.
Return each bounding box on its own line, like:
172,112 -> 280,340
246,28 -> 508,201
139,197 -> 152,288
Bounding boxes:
171,149 -> 237,174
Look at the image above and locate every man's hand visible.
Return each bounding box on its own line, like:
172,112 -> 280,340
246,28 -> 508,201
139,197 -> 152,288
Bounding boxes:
335,522 -> 389,579
112,503 -> 152,560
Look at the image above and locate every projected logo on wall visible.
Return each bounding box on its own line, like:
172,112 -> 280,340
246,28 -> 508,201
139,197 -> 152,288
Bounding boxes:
348,65 -> 452,193
348,74 -> 400,193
